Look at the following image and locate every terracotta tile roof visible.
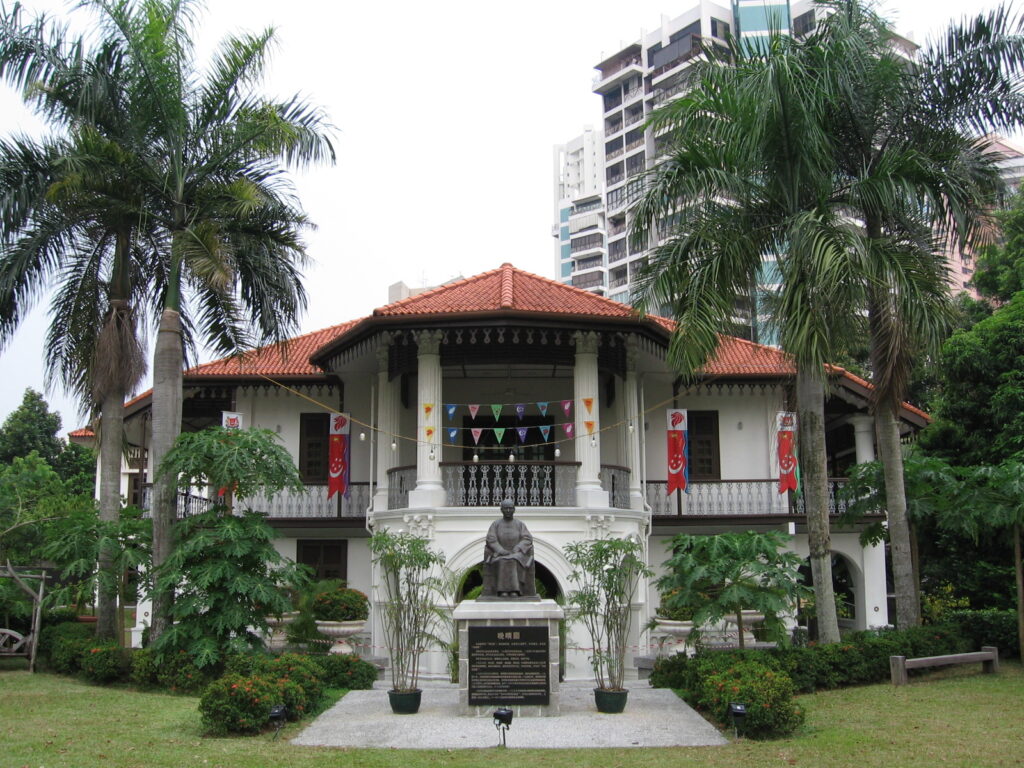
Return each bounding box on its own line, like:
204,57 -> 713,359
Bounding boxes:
371,263 -> 645,321
184,319 -> 363,378
828,365 -> 931,423
68,427 -> 94,438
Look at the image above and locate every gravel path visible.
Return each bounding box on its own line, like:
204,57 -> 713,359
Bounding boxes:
292,681 -> 728,750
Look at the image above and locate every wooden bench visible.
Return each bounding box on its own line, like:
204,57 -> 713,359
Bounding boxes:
890,646 -> 999,685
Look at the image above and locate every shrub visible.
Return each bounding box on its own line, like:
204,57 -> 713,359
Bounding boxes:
648,653 -> 691,691
155,649 -> 215,693
39,620 -> 92,659
199,674 -> 282,735
311,586 -> 369,622
695,659 -> 804,739
946,609 -> 1019,658
224,652 -> 325,707
130,648 -> 161,688
310,653 -> 379,690
80,643 -> 128,684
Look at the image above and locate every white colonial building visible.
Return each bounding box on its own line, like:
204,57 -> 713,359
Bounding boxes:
114,264 -> 925,679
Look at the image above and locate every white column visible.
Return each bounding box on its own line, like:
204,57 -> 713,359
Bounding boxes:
624,339 -> 645,511
862,540 -> 890,628
574,331 -> 609,508
408,330 -> 446,509
851,414 -> 876,464
373,339 -> 398,512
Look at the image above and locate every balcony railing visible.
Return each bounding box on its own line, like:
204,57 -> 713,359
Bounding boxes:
599,465 -> 631,509
795,479 -> 852,518
140,485 -> 213,518
441,461 -> 579,507
645,478 -> 848,517
246,483 -> 370,518
387,465 -> 415,510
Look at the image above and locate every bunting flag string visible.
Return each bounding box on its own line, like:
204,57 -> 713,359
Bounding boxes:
468,404 -> 480,420
537,401 -> 549,417
490,404 -> 503,420
582,397 -> 594,414
471,428 -> 483,444
515,403 -> 526,420
563,422 -> 574,438
423,403 -> 434,418
445,404 -> 457,421
516,427 -> 529,443
562,400 -> 573,418
539,424 -> 551,441
584,420 -> 595,435
447,427 -> 459,444
425,427 -> 435,440
493,427 -> 506,444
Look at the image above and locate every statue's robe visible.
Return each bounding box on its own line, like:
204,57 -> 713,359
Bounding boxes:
484,518 -> 535,595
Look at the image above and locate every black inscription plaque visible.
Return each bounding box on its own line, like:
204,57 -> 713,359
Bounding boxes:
467,625 -> 550,705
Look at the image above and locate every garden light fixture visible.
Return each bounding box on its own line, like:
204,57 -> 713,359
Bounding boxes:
493,707 -> 513,747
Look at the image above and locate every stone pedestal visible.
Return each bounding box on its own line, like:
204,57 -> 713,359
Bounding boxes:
453,598 -> 564,717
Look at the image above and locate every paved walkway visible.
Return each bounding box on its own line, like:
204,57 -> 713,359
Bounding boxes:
292,680 -> 728,750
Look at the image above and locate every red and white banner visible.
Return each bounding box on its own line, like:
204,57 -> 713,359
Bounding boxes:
328,412 -> 351,500
666,409 -> 688,495
777,411 -> 798,493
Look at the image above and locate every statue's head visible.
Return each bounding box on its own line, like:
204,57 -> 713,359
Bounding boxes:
500,499 -> 515,519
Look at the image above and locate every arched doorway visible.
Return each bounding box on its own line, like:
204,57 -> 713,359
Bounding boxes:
798,553 -> 858,636
458,561 -> 562,601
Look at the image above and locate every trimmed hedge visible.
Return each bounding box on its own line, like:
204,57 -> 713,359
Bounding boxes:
44,622 -> 95,674
199,674 -> 287,734
946,610 -> 1019,658
696,659 -> 804,739
80,643 -> 129,684
154,649 -> 216,693
309,653 -> 378,690
39,620 -> 93,661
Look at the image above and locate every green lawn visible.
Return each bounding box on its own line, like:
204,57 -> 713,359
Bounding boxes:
1,663 -> 1022,768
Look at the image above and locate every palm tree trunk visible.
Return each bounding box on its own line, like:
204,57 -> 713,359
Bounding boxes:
1014,521 -> 1023,661
96,389 -> 124,640
797,368 -> 841,644
875,408 -> 919,628
148,306 -> 183,643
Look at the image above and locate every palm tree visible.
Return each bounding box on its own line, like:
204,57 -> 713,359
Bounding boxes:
808,1 -> 1024,628
0,6 -> 154,640
632,31 -> 858,643
634,1 -> 1024,632
1,0 -> 335,643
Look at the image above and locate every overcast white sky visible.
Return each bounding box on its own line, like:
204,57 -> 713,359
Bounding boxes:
0,0 -> 1006,432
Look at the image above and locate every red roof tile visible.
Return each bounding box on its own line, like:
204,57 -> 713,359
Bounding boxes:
185,320 -> 363,378
68,427 -> 94,438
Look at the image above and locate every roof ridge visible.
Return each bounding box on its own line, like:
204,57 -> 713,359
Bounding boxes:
500,263 -> 514,308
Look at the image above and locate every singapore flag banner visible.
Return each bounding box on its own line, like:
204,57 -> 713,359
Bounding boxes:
777,411 -> 798,493
666,409 -> 689,495
328,413 -> 351,500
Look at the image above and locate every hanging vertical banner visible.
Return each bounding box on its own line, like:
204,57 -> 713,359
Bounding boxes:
516,427 -> 529,443
221,411 -> 243,429
423,403 -> 434,419
515,403 -> 526,420
491,404 -> 503,420
537,402 -> 549,417
445,404 -> 457,421
777,411 -> 799,493
561,400 -> 573,418
493,427 -> 506,444
328,413 -> 351,499
539,424 -> 551,442
563,422 -> 574,438
471,428 -> 483,444
582,397 -> 594,414
468,404 -> 480,420
666,409 -> 689,495
584,420 -> 595,435
447,427 -> 459,444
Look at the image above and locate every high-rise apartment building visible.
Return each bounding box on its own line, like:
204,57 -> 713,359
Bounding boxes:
552,128 -> 605,290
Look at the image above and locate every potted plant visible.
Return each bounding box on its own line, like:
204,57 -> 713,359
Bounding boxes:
312,580 -> 370,654
370,529 -> 445,714
564,536 -> 651,713
650,587 -> 702,654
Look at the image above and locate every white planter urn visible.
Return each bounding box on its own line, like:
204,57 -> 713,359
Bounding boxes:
264,611 -> 299,651
652,618 -> 695,654
314,619 -> 366,655
723,610 -> 765,645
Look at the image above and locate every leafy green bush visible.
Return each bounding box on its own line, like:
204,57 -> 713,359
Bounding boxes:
129,648 -> 161,688
311,586 -> 369,622
946,610 -> 1019,658
155,649 -> 215,693
224,652 -> 324,707
310,653 -> 379,690
80,643 -> 128,684
198,674 -> 283,734
38,619 -> 92,659
695,659 -> 804,739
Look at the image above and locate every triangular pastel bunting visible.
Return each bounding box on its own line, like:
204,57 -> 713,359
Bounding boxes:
471,428 -> 483,444
445,404 -> 457,420
493,427 -> 506,444
517,427 -> 529,443
515,403 -> 526,420
491,404 -> 503,420
468,404 -> 480,420
536,401 -> 549,417
563,422 -> 574,438
584,420 -> 595,435
447,428 -> 459,444
562,400 -> 572,418
425,426 -> 435,439
423,403 -> 434,419
539,425 -> 552,441
582,397 -> 594,414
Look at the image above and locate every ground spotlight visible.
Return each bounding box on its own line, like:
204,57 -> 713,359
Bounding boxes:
493,707 -> 513,747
